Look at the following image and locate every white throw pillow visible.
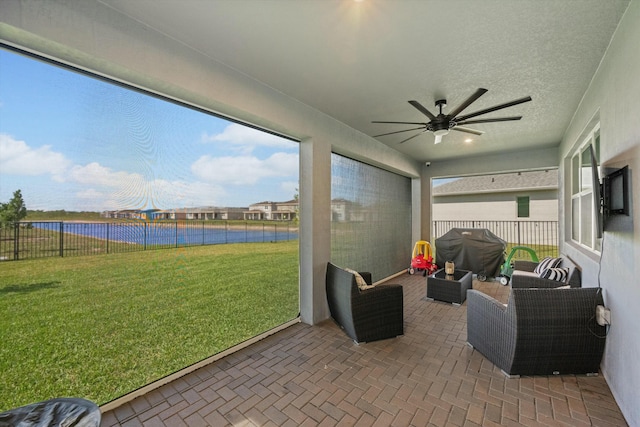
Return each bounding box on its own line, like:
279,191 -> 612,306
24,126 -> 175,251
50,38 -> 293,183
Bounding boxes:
534,257 -> 562,275
344,268 -> 375,290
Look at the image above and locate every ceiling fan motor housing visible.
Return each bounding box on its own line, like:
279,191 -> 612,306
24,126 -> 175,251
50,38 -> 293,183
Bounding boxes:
427,121 -> 455,133
428,99 -> 454,133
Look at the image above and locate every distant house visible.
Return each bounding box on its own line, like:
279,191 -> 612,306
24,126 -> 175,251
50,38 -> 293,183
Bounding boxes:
244,200 -> 298,221
102,200 -> 299,222
432,170 -> 558,221
103,207 -> 246,220
192,207 -> 246,220
102,209 -> 153,220
330,198 -> 368,222
150,209 -> 185,220
152,207 -> 246,220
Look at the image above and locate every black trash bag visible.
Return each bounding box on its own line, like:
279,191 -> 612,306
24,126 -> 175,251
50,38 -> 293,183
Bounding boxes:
0,398 -> 101,427
435,228 -> 506,278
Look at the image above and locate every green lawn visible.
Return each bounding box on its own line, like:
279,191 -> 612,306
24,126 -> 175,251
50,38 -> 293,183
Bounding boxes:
0,241 -> 299,411
504,242 -> 558,260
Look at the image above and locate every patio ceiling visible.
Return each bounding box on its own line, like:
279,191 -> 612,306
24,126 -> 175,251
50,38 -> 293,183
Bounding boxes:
100,0 -> 630,162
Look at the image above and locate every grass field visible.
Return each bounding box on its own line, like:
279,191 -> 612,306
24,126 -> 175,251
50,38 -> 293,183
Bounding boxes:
0,241 -> 299,411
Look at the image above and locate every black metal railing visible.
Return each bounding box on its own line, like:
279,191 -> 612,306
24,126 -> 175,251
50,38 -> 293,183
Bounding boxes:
432,220 -> 559,258
0,221 -> 298,261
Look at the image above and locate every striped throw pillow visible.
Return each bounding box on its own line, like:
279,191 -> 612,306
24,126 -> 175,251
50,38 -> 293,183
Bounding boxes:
345,268 -> 375,290
534,257 -> 562,275
539,267 -> 570,283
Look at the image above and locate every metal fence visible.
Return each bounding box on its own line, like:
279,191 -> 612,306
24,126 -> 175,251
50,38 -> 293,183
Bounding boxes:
432,220 -> 559,258
0,221 -> 298,261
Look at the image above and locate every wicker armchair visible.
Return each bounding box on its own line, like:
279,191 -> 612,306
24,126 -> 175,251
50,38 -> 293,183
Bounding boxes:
326,262 -> 403,343
511,257 -> 581,288
467,287 -> 606,377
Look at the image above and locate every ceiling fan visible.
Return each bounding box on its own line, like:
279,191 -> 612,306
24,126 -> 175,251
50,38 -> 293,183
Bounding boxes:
372,88 -> 532,144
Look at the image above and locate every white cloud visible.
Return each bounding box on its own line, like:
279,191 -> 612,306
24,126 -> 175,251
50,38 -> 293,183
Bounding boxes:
280,181 -> 299,198
65,162 -> 144,187
201,123 -> 296,153
1,132 -> 296,211
0,135 -> 231,210
76,188 -> 105,200
149,179 -> 226,208
191,152 -> 298,185
72,189 -> 108,211
0,134 -> 71,176
67,178 -> 227,212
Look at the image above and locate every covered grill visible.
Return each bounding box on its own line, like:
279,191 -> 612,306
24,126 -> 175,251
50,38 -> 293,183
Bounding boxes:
435,228 -> 506,280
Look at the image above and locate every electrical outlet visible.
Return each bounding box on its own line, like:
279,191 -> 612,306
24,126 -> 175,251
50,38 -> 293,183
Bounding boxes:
596,305 -> 611,326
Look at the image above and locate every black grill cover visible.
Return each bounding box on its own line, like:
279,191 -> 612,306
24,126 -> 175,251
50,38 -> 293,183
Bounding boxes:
435,228 -> 506,277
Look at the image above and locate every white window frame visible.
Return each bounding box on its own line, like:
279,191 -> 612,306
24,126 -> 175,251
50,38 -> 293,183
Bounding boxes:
570,123 -> 601,252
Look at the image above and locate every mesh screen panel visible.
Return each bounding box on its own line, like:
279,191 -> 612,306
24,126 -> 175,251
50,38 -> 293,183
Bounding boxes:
330,153 -> 412,281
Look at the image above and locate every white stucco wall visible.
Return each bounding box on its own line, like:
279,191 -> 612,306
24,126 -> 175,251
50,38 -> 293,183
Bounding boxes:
433,199 -> 558,221
434,201 -> 515,221
528,199 -> 559,221
558,1 -> 640,424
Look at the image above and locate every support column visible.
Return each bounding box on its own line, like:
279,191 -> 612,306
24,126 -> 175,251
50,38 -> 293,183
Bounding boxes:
299,137 -> 332,325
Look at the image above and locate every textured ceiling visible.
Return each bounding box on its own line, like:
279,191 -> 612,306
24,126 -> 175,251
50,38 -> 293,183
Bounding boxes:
100,0 -> 630,162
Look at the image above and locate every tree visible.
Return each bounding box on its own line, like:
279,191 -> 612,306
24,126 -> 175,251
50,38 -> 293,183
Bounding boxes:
0,189 -> 27,226
293,188 -> 299,225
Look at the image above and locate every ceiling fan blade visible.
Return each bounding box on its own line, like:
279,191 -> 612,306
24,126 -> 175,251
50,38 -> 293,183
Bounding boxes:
454,96 -> 532,122
446,88 -> 488,118
372,120 -> 427,125
373,126 -> 426,137
456,116 -> 522,126
452,126 -> 484,135
398,130 -> 428,144
408,100 -> 437,120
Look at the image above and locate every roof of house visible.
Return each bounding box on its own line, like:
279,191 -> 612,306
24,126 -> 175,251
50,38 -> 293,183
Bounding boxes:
250,200 -> 298,207
433,170 -> 558,196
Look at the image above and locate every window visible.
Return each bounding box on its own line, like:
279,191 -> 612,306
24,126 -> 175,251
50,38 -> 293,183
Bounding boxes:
330,153 -> 412,281
517,196 -> 530,218
570,124 -> 601,252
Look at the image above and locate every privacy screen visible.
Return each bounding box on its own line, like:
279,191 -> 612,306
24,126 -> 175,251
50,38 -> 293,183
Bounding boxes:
330,153 -> 412,281
0,47 -> 299,409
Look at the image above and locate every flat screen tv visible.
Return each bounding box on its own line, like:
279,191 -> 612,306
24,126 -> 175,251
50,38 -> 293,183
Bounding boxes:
603,165 -> 630,217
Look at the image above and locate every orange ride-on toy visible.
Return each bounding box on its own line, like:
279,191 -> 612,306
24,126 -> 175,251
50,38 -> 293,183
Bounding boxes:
408,240 -> 438,277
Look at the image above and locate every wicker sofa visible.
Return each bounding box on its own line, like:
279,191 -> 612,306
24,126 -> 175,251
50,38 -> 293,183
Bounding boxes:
326,262 -> 404,343
467,287 -> 606,376
511,256 -> 581,288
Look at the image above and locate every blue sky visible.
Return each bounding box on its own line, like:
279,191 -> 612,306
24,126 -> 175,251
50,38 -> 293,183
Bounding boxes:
0,49 -> 299,212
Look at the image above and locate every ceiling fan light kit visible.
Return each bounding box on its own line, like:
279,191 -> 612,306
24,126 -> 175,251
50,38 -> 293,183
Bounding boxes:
372,88 -> 532,145
432,128 -> 449,144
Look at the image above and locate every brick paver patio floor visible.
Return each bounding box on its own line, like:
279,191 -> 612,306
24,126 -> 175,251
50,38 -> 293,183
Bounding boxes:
101,273 -> 627,426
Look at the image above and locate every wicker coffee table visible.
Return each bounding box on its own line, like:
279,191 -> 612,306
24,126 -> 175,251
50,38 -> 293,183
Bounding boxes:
426,268 -> 472,305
